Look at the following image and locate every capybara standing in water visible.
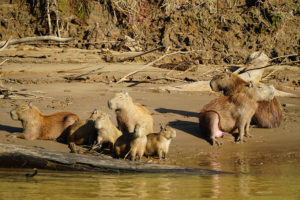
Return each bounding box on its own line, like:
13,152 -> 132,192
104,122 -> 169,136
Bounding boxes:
93,112 -> 122,152
210,72 -> 283,128
108,92 -> 153,135
10,102 -> 79,140
199,82 -> 275,145
66,109 -> 101,153
145,125 -> 176,160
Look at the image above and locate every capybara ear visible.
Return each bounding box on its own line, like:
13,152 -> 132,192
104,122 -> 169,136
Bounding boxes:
125,92 -> 129,96
93,108 -> 98,114
28,101 -> 33,109
159,123 -> 164,130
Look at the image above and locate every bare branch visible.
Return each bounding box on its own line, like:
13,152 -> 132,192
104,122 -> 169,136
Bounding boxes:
0,36 -> 74,48
116,50 -> 204,84
0,36 -> 12,51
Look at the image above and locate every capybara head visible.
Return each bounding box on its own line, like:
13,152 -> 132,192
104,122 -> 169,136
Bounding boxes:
108,92 -> 133,110
210,73 -> 232,92
160,125 -> 176,139
89,108 -> 102,121
133,124 -> 146,138
10,102 -> 40,121
94,112 -> 110,129
247,82 -> 275,102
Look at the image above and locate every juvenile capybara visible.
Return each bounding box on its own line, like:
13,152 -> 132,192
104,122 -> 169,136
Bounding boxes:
93,112 -> 122,151
66,109 -> 101,153
125,124 -> 147,161
199,82 -> 275,145
114,133 -> 132,158
10,102 -> 79,140
145,125 -> 176,160
108,92 -> 153,135
210,72 -> 282,128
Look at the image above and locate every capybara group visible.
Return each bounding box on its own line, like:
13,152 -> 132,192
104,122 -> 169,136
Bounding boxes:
210,72 -> 283,128
10,102 -> 79,140
199,81 -> 275,145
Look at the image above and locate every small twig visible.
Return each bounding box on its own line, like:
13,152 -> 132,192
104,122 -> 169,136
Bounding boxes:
66,67 -> 104,80
117,46 -> 164,62
262,68 -> 280,81
270,54 -> 299,61
116,50 -> 204,84
0,59 -> 9,66
0,36 -> 12,51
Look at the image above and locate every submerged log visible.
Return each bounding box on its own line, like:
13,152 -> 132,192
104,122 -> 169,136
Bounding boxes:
0,143 -> 228,174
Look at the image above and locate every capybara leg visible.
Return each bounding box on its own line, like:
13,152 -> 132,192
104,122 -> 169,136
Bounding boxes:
64,115 -> 78,127
130,149 -> 137,161
237,123 -> 246,142
207,112 -> 225,146
245,122 -> 252,138
158,149 -> 163,160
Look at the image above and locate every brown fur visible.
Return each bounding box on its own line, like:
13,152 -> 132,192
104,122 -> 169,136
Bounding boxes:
108,92 -> 153,136
66,109 -> 101,148
199,82 -> 274,144
210,72 -> 283,128
114,133 -> 132,158
10,103 -> 79,140
145,125 -> 176,159
114,124 -> 148,161
93,112 -> 122,151
125,124 -> 147,161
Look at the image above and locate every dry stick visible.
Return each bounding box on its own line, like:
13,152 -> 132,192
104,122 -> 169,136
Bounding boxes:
270,54 -> 299,61
67,67 -> 104,80
117,46 -> 164,62
0,59 -> 9,66
0,36 -> 74,48
0,36 -> 12,51
46,0 -> 52,34
116,50 -> 203,84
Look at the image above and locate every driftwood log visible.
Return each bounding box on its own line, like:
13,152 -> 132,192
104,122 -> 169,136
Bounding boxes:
0,36 -> 74,48
0,143 -> 228,174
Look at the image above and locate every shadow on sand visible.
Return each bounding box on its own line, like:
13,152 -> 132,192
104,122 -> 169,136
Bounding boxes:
0,124 -> 22,133
155,108 -> 199,118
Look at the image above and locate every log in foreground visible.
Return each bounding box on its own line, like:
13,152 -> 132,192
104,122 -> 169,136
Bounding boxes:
0,143 -> 229,175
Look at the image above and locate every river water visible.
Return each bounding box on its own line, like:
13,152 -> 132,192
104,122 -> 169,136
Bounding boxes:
0,159 -> 300,200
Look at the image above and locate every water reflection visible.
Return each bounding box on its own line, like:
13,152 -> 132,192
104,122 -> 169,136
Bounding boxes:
0,166 -> 300,200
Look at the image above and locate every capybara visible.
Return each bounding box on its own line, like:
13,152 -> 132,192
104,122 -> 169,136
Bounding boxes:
66,109 -> 101,153
10,102 -> 79,140
93,112 -> 122,151
108,92 -> 153,135
145,125 -> 176,159
199,82 -> 275,145
210,72 -> 282,128
114,133 -> 133,158
125,124 -> 147,161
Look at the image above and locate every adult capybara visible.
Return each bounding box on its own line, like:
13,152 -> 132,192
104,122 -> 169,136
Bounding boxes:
210,72 -> 282,128
199,82 -> 275,145
93,112 -> 122,152
145,125 -> 176,160
108,92 -> 153,135
10,102 -> 79,140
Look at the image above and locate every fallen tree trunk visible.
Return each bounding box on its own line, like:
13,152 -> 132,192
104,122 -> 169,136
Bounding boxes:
0,143 -> 228,174
0,36 -> 74,48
